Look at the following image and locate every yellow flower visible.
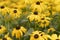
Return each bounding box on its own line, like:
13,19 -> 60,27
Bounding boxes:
39,14 -> 51,22
53,0 -> 60,5
20,26 -> 27,33
47,0 -> 60,13
23,0 -> 35,4
9,8 -> 21,19
58,35 -> 60,40
0,25 -> 6,34
0,2 -> 9,15
30,31 -> 44,40
40,20 -> 50,28
39,32 -> 49,40
30,0 -> 47,13
0,0 -> 10,5
47,27 -> 56,33
8,3 -> 25,9
55,5 -> 60,12
42,11 -> 51,16
52,11 -> 57,15
1,33 -> 12,40
27,11 -> 40,22
12,26 -> 26,38
38,14 -> 51,28
12,27 -> 23,38
50,34 -> 59,40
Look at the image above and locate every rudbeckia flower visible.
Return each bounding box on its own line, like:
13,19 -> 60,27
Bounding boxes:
8,3 -> 25,9
0,33 -> 12,40
49,34 -> 60,40
9,8 -> 21,19
12,26 -> 27,38
0,0 -> 10,5
0,2 -> 9,15
30,31 -> 44,40
39,32 -> 49,40
38,14 -> 51,28
12,27 -> 23,38
55,5 -> 60,12
0,25 -> 6,34
20,26 -> 27,33
47,0 -> 60,15
27,11 -> 40,22
39,14 -> 51,22
39,20 -> 50,28
42,11 -> 51,16
30,0 -> 47,13
47,27 -> 56,33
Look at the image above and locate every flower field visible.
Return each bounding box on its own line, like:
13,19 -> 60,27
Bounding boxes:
0,0 -> 60,40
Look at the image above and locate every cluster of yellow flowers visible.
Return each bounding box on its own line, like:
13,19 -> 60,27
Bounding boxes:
0,0 -> 60,40
30,31 -> 60,40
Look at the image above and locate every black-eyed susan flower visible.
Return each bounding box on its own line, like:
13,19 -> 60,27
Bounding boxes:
20,26 -> 27,33
50,34 -> 60,40
0,0 -> 10,5
30,0 -> 47,13
55,5 -> 60,12
42,11 -> 51,17
0,25 -> 6,34
39,14 -> 51,22
38,14 -> 51,28
39,32 -> 49,40
8,3 -> 24,9
23,0 -> 34,4
30,31 -> 44,40
47,27 -> 56,33
47,0 -> 60,15
0,33 -> 12,40
27,11 -> 40,22
9,8 -> 21,19
40,20 -> 50,28
12,27 -> 23,38
0,2 -> 9,15
12,26 -> 27,38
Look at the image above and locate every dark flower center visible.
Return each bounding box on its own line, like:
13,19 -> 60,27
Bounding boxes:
0,27 -> 2,29
56,39 -> 59,40
13,10 -> 17,13
34,34 -> 39,39
3,38 -> 7,40
0,6 -> 5,9
34,11 -> 38,15
41,18 -> 45,20
16,27 -> 20,30
36,1 -> 40,5
40,34 -> 43,36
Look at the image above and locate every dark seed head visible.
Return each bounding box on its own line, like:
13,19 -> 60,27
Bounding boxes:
16,27 -> 20,30
0,27 -> 2,29
3,38 -> 7,40
41,18 -> 45,20
34,11 -> 38,15
40,34 -> 43,36
13,10 -> 17,13
34,34 -> 39,39
0,6 -> 5,9
56,39 -> 59,40
36,1 -> 40,5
